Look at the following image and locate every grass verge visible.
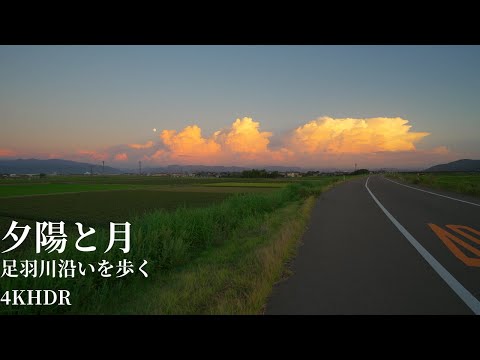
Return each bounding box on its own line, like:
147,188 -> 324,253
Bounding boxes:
89,196 -> 316,314
386,173 -> 480,197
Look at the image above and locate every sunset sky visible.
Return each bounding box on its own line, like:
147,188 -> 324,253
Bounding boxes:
1,45 -> 479,170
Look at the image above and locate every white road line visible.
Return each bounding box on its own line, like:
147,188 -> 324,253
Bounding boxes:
365,177 -> 480,315
384,177 -> 480,207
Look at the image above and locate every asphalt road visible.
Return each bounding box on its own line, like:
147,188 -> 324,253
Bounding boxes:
266,175 -> 480,314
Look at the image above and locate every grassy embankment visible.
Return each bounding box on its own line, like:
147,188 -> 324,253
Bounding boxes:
386,172 -> 480,197
0,177 -> 340,314
0,180 -> 276,249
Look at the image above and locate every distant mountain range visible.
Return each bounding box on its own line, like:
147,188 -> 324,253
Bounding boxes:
0,159 -> 307,175
425,159 -> 480,172
0,159 -> 123,175
137,165 -> 304,174
6,157 -> 478,174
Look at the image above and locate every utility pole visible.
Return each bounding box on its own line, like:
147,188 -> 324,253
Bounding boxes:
139,161 -> 142,175
90,165 -> 93,176
355,163 -> 357,172
102,161 -> 105,175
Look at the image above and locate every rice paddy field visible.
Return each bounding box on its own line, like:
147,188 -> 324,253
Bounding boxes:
0,175 -> 330,233
0,183 -> 137,198
0,174 -> 342,314
0,176 -> 278,253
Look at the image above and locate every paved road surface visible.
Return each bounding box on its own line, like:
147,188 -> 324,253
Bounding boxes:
266,175 -> 480,314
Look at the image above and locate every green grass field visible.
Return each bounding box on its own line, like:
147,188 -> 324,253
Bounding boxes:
0,175 -> 307,186
0,183 -> 137,197
387,172 -> 480,197
0,175 -> 343,314
0,189 -> 233,255
202,182 -> 287,188
0,180 -> 270,254
0,176 -> 309,197
0,190 -> 231,225
0,175 -> 214,185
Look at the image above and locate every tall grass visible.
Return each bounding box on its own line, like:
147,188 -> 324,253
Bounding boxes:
95,196 -> 319,314
1,178 -> 338,314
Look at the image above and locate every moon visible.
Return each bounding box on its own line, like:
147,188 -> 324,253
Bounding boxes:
153,128 -> 157,132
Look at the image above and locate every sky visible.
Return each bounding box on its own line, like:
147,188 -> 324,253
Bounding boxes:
1,45 -> 479,170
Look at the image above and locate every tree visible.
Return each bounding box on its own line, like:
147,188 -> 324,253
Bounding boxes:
241,169 -> 276,178
350,169 -> 369,175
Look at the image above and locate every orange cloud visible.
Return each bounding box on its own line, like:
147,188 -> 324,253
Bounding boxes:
148,116 -> 434,167
149,149 -> 168,160
214,117 -> 272,154
156,118 -> 290,165
289,117 -> 430,154
128,141 -> 154,149
270,148 -> 294,162
114,153 -> 128,161
160,125 -> 221,160
0,148 -> 16,157
57,116 -> 445,169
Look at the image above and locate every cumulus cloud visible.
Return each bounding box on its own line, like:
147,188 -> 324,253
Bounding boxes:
114,153 -> 128,161
53,116 -> 449,169
128,141 -> 154,149
160,125 -> 221,161
213,117 -> 272,154
155,117 -> 292,165
288,117 -> 430,154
